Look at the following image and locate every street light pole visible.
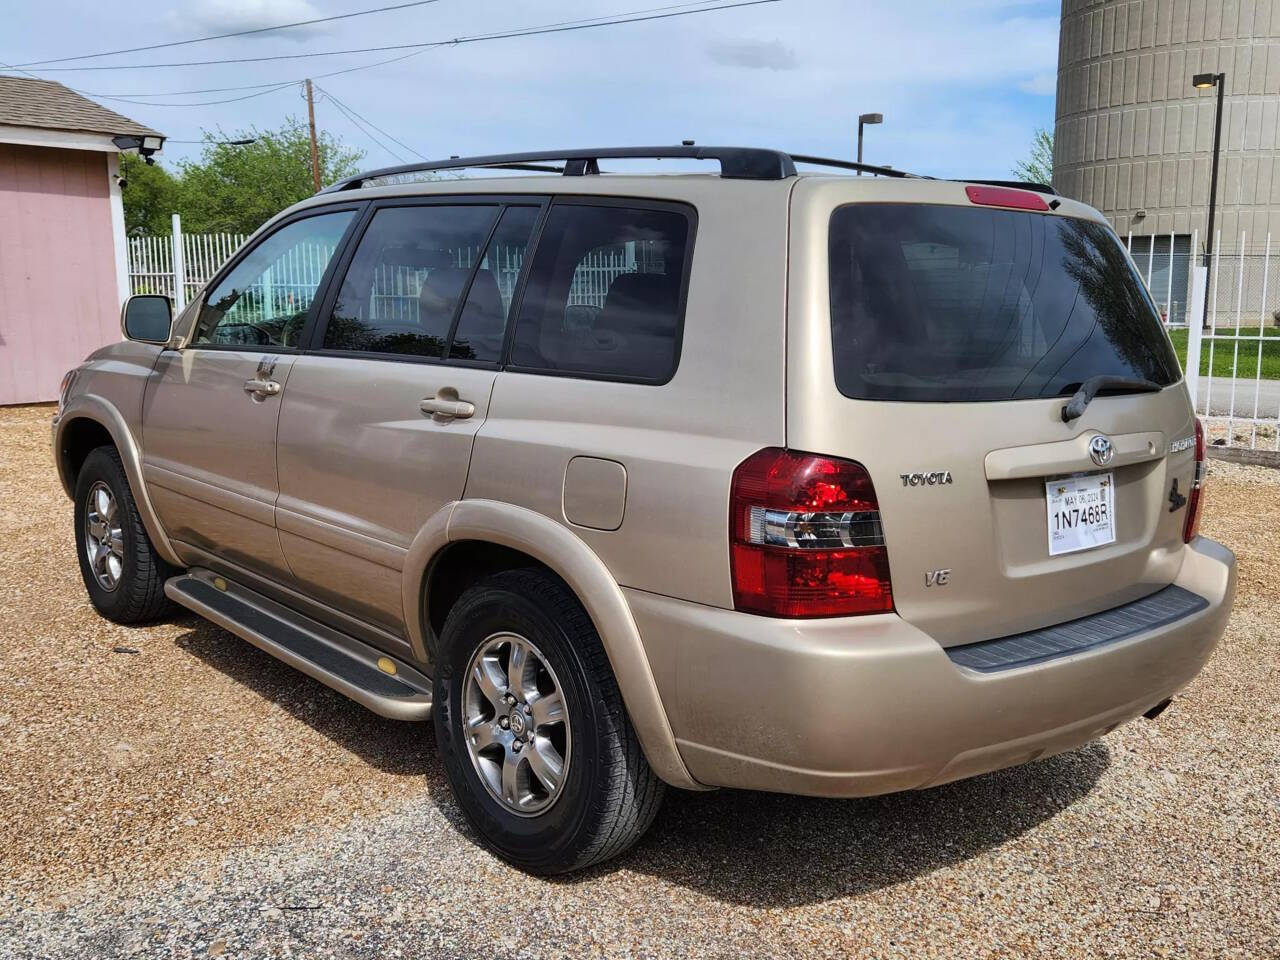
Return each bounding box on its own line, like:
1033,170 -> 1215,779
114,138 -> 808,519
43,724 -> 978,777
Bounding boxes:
857,112 -> 883,175
1192,71 -> 1226,330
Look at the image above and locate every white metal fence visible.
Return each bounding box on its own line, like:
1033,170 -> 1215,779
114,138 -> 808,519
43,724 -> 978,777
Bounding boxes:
1125,227 -> 1279,451
1196,231 -> 1277,451
128,216 -> 246,308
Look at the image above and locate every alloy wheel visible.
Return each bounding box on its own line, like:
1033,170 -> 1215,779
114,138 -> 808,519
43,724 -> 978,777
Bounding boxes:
462,632 -> 571,816
83,481 -> 124,592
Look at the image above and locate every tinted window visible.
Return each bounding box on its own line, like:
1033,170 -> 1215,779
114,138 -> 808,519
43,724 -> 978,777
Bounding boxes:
510,203 -> 690,382
194,211 -> 354,347
448,206 -> 540,363
323,205 -> 500,357
828,204 -> 1181,402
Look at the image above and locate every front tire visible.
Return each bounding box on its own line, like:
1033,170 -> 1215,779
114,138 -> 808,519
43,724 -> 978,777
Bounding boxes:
433,568 -> 664,874
73,446 -> 175,624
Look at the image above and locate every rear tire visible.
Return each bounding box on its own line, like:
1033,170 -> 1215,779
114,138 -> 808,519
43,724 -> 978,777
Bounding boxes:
73,446 -> 176,624
433,568 -> 664,874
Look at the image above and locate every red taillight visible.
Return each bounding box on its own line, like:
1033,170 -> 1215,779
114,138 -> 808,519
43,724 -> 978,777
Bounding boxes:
729,448 -> 893,618
964,184 -> 1050,211
1184,418 -> 1206,543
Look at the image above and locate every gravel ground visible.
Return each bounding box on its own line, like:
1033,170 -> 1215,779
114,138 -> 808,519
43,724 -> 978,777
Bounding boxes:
2,402 -> 1278,958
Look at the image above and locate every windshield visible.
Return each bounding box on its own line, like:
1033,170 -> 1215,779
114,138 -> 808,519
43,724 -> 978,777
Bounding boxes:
827,203 -> 1181,402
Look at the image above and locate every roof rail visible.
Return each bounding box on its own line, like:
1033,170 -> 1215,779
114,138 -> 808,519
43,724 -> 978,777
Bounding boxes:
321,146 -> 799,192
788,154 -> 925,178
958,178 -> 1056,195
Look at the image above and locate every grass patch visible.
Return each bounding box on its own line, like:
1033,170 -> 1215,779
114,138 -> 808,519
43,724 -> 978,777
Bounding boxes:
1167,326 -> 1280,380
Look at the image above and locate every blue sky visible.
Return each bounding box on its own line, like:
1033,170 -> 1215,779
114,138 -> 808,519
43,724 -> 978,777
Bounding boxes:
3,0 -> 1061,179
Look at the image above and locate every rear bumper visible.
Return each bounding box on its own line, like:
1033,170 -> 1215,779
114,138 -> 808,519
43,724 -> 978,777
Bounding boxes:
627,536 -> 1236,797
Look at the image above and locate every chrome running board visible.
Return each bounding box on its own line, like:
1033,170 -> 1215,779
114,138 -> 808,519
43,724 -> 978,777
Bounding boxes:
165,568 -> 432,720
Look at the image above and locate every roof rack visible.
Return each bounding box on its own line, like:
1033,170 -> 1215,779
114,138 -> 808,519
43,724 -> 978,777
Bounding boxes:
321,145 -> 933,192
789,154 -> 921,178
323,146 -> 798,191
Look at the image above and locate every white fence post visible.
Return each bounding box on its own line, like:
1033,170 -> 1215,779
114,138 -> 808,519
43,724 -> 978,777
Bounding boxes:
1187,294 -> 1204,411
1186,229 -> 1203,410
171,213 -> 187,312
1252,234 -> 1271,447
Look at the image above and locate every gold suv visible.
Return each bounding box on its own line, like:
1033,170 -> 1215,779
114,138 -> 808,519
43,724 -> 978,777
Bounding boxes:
52,147 -> 1237,874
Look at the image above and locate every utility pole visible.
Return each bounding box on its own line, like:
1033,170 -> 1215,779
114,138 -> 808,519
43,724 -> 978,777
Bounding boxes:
305,78 -> 321,193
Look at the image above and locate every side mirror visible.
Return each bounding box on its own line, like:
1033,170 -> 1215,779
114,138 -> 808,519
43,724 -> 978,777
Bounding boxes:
121,295 -> 173,344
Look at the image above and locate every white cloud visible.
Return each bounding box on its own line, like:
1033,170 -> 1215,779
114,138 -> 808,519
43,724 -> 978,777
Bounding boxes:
24,0 -> 1063,180
707,39 -> 797,71
176,0 -> 328,41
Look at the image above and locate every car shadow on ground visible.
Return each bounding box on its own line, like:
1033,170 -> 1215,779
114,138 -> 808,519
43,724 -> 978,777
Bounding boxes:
609,742 -> 1111,907
173,619 -> 435,778
174,616 -> 1110,908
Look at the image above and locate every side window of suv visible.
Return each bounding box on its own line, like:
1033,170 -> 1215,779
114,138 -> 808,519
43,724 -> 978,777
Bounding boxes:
193,211 -> 355,348
322,204 -> 503,358
447,206 -> 541,363
509,203 -> 692,383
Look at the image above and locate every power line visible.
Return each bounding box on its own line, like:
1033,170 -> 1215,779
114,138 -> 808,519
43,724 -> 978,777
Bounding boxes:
0,54 -> 300,106
42,2 -> 741,98
91,82 -> 300,108
315,84 -> 426,160
317,88 -> 407,163
12,0 -> 443,67
28,0 -> 780,72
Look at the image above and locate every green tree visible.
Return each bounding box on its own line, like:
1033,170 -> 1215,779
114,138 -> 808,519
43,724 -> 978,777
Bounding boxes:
1013,128 -> 1054,186
176,118 -> 363,234
119,152 -> 182,236
120,118 -> 364,237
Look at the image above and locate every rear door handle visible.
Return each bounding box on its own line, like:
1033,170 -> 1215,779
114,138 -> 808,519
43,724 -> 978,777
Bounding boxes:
244,378 -> 281,397
419,395 -> 475,421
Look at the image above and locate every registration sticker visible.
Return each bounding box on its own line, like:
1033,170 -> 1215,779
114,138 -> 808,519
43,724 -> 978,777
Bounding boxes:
1045,472 -> 1116,556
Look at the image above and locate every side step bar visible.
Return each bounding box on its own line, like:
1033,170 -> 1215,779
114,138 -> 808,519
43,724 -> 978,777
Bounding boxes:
165,569 -> 432,721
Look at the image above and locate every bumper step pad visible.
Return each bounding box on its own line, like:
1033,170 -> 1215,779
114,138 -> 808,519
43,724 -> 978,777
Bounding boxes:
946,585 -> 1209,673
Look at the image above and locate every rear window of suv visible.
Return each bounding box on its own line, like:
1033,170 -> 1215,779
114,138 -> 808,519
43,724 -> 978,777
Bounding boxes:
827,203 -> 1181,402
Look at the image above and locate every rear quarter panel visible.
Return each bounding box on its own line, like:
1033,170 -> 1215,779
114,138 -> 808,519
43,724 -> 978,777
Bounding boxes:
465,179 -> 792,607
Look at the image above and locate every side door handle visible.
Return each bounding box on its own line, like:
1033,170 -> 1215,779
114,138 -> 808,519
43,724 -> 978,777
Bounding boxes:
419,389 -> 475,422
244,378 -> 281,398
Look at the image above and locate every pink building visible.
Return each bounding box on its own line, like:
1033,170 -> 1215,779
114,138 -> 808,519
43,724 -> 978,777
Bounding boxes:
0,77 -> 164,404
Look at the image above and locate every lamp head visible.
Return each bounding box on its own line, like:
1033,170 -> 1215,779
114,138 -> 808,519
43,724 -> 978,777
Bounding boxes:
1192,73 -> 1218,89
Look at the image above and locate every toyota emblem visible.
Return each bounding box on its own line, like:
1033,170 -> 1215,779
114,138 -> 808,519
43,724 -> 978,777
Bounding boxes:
1089,434 -> 1114,466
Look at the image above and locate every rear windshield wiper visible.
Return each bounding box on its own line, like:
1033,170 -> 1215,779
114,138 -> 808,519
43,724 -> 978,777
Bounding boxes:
1060,375 -> 1163,423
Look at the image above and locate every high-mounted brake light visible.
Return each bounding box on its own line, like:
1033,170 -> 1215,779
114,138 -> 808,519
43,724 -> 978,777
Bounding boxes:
964,184 -> 1051,212
730,448 -> 894,618
1184,418 -> 1206,543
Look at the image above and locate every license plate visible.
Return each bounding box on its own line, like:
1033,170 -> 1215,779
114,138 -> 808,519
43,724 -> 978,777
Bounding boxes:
1045,472 -> 1116,556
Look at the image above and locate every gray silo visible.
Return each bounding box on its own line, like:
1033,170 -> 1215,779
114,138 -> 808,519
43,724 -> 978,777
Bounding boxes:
1052,0 -> 1280,325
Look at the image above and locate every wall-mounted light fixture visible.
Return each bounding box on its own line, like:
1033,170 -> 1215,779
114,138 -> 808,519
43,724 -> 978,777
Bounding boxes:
111,134 -> 165,165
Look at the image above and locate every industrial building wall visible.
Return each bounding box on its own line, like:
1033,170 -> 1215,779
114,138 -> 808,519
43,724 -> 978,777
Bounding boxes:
1053,0 -> 1280,244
